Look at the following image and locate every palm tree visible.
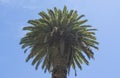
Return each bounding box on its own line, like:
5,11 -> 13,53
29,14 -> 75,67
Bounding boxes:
20,6 -> 99,78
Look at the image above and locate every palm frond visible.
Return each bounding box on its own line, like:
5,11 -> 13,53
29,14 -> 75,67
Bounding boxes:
20,6 -> 99,76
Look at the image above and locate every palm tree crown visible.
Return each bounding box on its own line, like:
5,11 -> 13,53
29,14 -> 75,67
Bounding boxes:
20,6 -> 99,76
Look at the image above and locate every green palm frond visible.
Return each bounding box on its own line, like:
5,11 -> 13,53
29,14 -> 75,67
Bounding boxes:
20,6 -> 99,76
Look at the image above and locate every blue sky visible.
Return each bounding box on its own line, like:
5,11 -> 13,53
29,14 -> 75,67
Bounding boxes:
0,0 -> 120,78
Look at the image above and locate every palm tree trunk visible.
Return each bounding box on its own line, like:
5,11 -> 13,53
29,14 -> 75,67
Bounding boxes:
52,53 -> 67,78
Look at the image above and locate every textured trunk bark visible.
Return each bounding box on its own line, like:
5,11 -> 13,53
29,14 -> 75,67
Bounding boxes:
52,53 -> 67,78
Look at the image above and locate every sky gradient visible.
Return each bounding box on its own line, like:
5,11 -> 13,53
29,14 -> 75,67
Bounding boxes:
0,0 -> 120,78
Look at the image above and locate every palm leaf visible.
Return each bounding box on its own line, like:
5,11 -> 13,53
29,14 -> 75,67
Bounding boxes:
20,6 -> 99,76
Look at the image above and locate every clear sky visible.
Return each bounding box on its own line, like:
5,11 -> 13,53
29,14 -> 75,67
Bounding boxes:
0,0 -> 120,78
